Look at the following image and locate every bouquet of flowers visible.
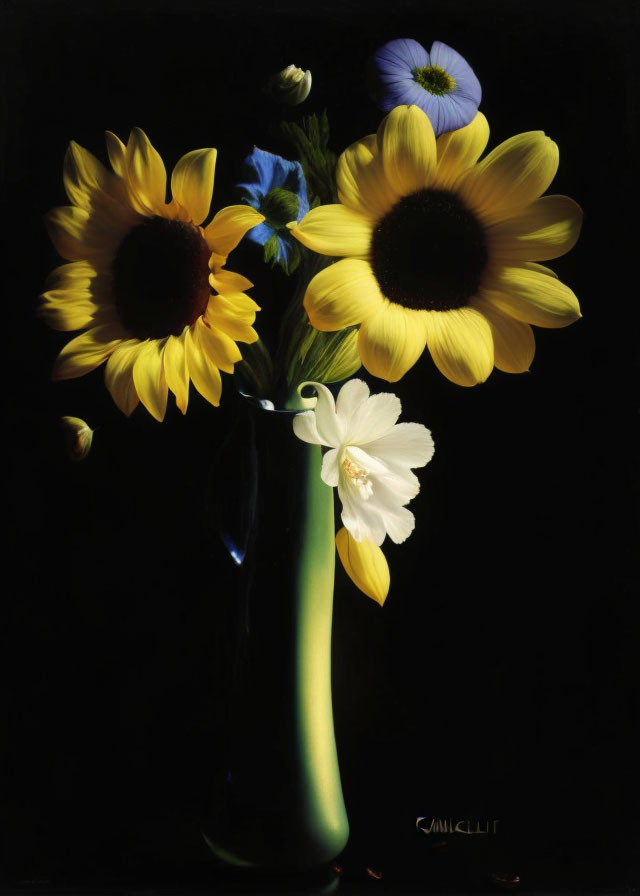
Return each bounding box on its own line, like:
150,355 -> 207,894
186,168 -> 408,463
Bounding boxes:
41,37 -> 582,871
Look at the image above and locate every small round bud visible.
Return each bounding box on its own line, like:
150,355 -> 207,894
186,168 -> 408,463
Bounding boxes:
268,64 -> 312,106
61,416 -> 93,462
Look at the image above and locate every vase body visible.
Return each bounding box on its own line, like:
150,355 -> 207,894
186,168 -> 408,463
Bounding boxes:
203,397 -> 349,870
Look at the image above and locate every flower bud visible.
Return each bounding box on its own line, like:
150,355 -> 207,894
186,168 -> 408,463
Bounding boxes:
61,415 -> 93,461
268,64 -> 312,106
336,527 -> 390,606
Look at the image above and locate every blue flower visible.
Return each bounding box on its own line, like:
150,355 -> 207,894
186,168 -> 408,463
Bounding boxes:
236,147 -> 309,270
369,38 -> 481,137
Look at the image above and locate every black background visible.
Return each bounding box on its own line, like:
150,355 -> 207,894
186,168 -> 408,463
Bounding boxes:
3,0 -> 639,892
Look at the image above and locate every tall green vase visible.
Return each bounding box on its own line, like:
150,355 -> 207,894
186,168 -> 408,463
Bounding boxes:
202,394 -> 349,870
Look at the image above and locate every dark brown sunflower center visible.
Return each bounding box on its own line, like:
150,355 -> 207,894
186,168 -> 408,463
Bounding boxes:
370,189 -> 488,311
112,216 -> 211,339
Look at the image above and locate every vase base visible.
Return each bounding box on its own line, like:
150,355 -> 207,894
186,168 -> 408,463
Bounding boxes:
202,801 -> 348,873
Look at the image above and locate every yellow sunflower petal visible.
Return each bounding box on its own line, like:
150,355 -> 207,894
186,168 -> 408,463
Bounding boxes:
105,130 -> 127,177
63,141 -> 114,209
132,339 -> 168,422
335,527 -> 390,606
526,262 -> 558,279
458,131 -> 559,223
206,311 -> 258,345
423,307 -> 494,387
40,299 -> 117,332
435,111 -> 490,189
45,206 -> 117,263
482,264 -> 581,328
126,127 -> 167,215
207,290 -> 259,318
203,205 -> 265,258
209,268 -> 254,293
472,298 -> 535,373
40,262 -> 111,330
42,260 -> 100,292
184,325 -> 223,407
104,339 -> 142,415
289,204 -> 373,257
195,317 -> 242,374
488,195 -> 583,261
377,105 -> 437,197
170,148 -> 217,226
163,331 -> 190,414
357,302 -> 428,382
303,258 -> 384,331
336,133 -> 399,219
52,323 -> 127,380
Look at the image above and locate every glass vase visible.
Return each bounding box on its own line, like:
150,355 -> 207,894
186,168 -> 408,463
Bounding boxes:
202,393 -> 349,871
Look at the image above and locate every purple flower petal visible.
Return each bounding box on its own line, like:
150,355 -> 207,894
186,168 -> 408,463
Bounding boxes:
373,37 -> 430,78
429,41 -> 482,107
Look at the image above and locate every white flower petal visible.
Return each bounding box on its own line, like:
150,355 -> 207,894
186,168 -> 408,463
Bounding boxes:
379,503 -> 415,544
338,478 -> 387,546
377,467 -> 421,503
347,392 -> 402,444
292,410 -> 323,445
346,445 -> 392,477
335,378 -> 370,428
366,422 -> 435,469
308,382 -> 343,447
321,447 -> 340,487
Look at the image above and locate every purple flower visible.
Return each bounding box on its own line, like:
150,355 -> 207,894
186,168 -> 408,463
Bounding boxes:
369,39 -> 481,137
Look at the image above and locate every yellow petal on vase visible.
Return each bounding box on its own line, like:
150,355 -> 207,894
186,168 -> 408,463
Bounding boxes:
132,339 -> 169,422
170,148 -> 217,226
377,105 -> 437,197
163,330 -> 190,414
304,258 -> 385,331
487,194 -> 583,261
194,317 -> 242,374
357,302 -> 428,382
335,527 -> 390,606
52,323 -> 127,380
423,306 -> 494,387
203,205 -> 265,258
472,298 -> 535,373
482,263 -> 582,328
435,112 -> 490,189
336,133 -> 398,219
288,204 -> 373,257
209,268 -> 254,293
104,338 -> 143,416
457,131 -> 559,224
184,325 -> 223,407
126,127 -> 167,215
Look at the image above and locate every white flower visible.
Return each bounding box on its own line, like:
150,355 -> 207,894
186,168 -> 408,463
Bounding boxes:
293,379 -> 434,546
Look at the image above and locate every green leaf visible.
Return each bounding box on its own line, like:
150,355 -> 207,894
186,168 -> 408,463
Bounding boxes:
280,111 -> 338,207
263,233 -> 280,265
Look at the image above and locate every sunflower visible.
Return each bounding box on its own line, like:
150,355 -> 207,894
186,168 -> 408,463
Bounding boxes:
41,129 -> 264,420
289,105 -> 582,386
